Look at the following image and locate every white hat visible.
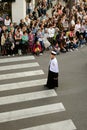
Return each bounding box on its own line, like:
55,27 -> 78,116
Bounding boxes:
51,51 -> 56,55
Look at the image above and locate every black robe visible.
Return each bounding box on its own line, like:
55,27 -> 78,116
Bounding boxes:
46,69 -> 58,89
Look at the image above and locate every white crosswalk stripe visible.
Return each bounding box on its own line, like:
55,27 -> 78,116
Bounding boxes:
0,56 -> 35,63
0,70 -> 44,80
0,55 -> 77,129
0,79 -> 47,91
21,119 -> 76,130
0,62 -> 39,71
0,90 -> 57,105
0,103 -> 65,123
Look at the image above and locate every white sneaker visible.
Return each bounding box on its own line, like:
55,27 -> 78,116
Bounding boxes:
75,48 -> 78,51
40,53 -> 43,56
70,49 -> 73,52
12,54 -> 15,56
8,55 -> 10,57
81,45 -> 84,48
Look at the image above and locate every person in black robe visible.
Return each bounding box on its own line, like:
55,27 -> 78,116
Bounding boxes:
45,50 -> 59,89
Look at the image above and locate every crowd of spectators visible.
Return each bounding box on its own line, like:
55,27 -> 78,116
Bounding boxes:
0,0 -> 87,56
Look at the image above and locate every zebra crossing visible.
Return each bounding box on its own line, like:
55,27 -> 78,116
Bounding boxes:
21,119 -> 76,130
0,55 -> 77,130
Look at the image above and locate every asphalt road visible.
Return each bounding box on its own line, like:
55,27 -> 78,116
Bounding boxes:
0,1 -> 87,130
0,46 -> 86,130
37,46 -> 87,130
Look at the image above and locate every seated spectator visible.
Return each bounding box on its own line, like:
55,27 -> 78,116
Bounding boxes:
66,37 -> 70,51
8,22 -> 14,33
19,19 -> 26,29
33,41 -> 42,56
53,42 -> 60,55
73,37 -> 79,50
7,32 -> 15,56
5,33 -> 13,56
0,25 -> 8,36
37,29 -> 45,52
63,19 -> 69,33
84,25 -> 87,42
47,23 -> 55,45
70,16 -> 75,27
25,15 -> 31,26
78,34 -> 86,47
0,0 -> 87,57
68,28 -> 75,40
60,38 -> 67,53
21,31 -> 29,55
4,15 -> 11,28
75,20 -> 81,39
68,41 -> 74,51
68,37 -> 78,51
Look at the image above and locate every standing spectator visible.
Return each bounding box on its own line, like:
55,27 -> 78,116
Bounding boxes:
28,1 -> 33,14
14,28 -> 22,55
38,4 -> 43,17
33,8 -> 38,20
0,25 -> 7,49
1,33 -> 7,56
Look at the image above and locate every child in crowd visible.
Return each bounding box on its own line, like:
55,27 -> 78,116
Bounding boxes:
53,42 -> 60,55
7,32 -> 15,56
33,41 -> 42,56
21,31 -> 29,55
28,31 -> 34,53
78,34 -> 86,47
66,37 -> 78,51
5,33 -> 13,56
73,37 -> 79,50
